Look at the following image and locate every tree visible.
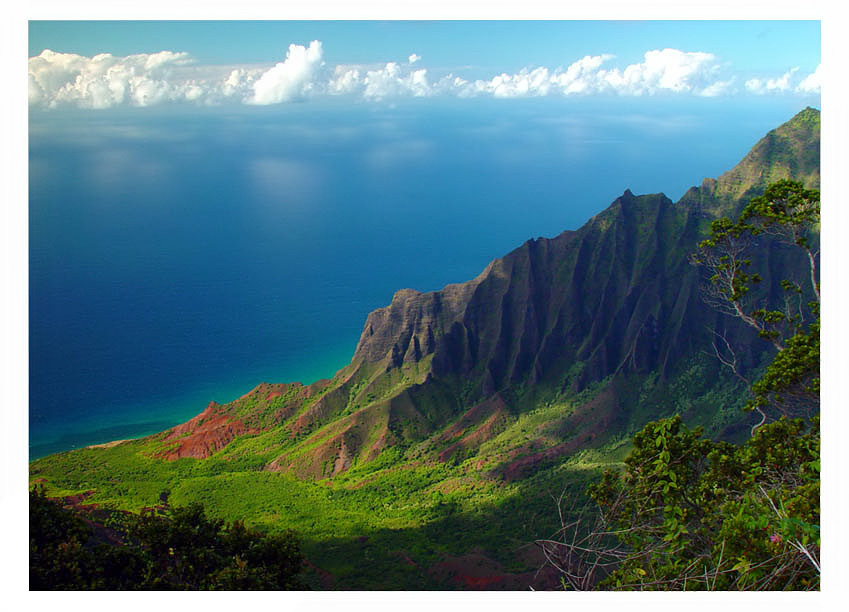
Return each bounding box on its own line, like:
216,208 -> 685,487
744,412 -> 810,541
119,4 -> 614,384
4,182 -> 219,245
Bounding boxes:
29,490 -> 306,590
537,416 -> 819,590
537,181 -> 821,590
690,179 -> 819,425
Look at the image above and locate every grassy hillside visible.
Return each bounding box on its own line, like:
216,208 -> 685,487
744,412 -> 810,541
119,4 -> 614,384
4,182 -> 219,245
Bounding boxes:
30,349 -> 750,588
29,108 -> 820,589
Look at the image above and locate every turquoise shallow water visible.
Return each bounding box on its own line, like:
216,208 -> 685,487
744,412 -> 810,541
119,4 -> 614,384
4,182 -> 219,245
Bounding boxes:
28,96 -> 813,459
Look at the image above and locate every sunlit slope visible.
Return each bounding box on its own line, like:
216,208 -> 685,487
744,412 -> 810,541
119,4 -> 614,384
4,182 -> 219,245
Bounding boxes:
30,108 -> 820,589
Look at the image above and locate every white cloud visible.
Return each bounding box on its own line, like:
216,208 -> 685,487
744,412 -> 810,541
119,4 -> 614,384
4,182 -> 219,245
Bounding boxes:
220,68 -> 261,101
597,49 -> 722,96
328,66 -> 362,95
248,41 -> 324,105
473,66 -> 554,98
452,50 -> 725,98
699,78 -> 736,98
26,43 -> 324,109
551,54 -> 615,94
364,62 -> 404,98
797,64 -> 821,94
28,42 -> 819,109
28,49 -> 195,108
745,67 -> 800,94
328,62 -> 433,99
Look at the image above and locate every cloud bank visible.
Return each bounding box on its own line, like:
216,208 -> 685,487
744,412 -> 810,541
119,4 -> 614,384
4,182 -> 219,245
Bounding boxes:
28,42 -> 821,109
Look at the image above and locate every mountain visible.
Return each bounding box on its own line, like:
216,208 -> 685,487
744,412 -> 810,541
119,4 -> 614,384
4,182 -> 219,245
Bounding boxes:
30,107 -> 820,590
148,107 -> 820,479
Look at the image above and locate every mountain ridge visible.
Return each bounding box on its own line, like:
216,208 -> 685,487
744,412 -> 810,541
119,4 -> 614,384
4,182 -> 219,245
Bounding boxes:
134,107 -> 820,480
30,107 -> 821,590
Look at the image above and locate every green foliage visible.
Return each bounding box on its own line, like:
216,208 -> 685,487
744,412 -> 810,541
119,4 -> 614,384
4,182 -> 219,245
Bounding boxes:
539,179 -> 822,591
692,179 -> 820,424
28,348 -> 757,589
692,179 -> 819,351
749,316 -> 819,416
585,416 -> 819,590
740,180 -> 820,251
29,487 -> 305,590
130,502 -> 304,589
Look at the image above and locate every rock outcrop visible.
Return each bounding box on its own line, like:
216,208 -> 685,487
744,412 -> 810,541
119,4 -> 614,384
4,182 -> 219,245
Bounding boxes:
154,108 -> 820,476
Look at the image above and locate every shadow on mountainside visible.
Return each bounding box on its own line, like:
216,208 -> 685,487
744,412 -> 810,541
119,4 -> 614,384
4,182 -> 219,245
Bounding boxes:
296,469 -> 592,590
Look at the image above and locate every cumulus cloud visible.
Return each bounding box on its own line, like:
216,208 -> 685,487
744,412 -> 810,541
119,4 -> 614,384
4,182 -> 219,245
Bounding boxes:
27,43 -> 324,109
328,62 -> 433,99
796,64 -> 821,94
28,49 -> 196,108
601,49 -> 722,95
551,54 -> 615,94
471,66 -> 555,98
745,67 -> 800,94
248,40 -> 324,105
743,65 -> 822,96
451,50 -> 726,98
699,79 -> 736,98
28,41 -> 819,109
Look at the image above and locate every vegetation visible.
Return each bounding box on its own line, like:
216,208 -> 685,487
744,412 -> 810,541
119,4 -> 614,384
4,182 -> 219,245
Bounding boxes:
28,113 -> 820,590
27,352 -> 749,589
29,486 -> 305,590
692,179 -> 820,426
538,179 -> 820,590
538,416 -> 819,590
28,426 -> 602,589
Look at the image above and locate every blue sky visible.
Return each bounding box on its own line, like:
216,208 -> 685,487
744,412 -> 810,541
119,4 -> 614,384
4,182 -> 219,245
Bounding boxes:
29,20 -> 820,73
27,20 -> 821,108
11,6 -> 849,597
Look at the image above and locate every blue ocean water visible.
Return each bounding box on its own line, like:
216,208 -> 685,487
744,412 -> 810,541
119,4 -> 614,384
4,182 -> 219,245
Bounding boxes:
28,96 -> 811,458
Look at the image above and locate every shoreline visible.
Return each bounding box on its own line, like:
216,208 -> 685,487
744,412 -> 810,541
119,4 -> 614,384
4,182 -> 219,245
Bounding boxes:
85,439 -> 131,450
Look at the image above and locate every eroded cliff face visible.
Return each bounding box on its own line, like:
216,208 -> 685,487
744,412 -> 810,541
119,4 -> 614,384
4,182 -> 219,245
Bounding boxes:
152,108 -> 820,477
345,109 -> 819,403
346,189 -> 702,400
352,271 -> 490,368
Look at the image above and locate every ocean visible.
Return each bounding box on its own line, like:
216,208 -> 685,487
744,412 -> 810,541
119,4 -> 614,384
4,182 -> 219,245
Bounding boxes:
28,96 -> 811,458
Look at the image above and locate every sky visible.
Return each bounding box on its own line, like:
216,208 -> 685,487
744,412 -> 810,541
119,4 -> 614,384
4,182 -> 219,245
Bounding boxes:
27,20 -> 821,109
28,20 -> 821,72
10,5 -> 849,606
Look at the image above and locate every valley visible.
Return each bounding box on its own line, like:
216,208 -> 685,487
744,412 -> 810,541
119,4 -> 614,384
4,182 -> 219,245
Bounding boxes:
29,107 -> 820,590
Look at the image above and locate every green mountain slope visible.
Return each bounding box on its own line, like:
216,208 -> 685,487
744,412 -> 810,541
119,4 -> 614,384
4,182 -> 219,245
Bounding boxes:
30,107 -> 820,589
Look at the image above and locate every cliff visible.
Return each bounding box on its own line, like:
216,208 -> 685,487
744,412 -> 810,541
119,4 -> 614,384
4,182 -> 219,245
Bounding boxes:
151,108 -> 821,478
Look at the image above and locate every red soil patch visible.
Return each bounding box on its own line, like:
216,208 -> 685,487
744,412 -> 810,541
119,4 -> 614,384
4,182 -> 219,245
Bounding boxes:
438,408 -> 507,462
435,394 -> 509,462
498,437 -> 588,482
365,429 -> 393,462
154,401 -> 259,460
428,551 -> 561,590
438,394 -> 508,442
60,490 -> 95,507
393,550 -> 418,567
47,491 -> 131,547
303,559 -> 336,590
150,379 -> 334,461
496,386 -> 619,482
